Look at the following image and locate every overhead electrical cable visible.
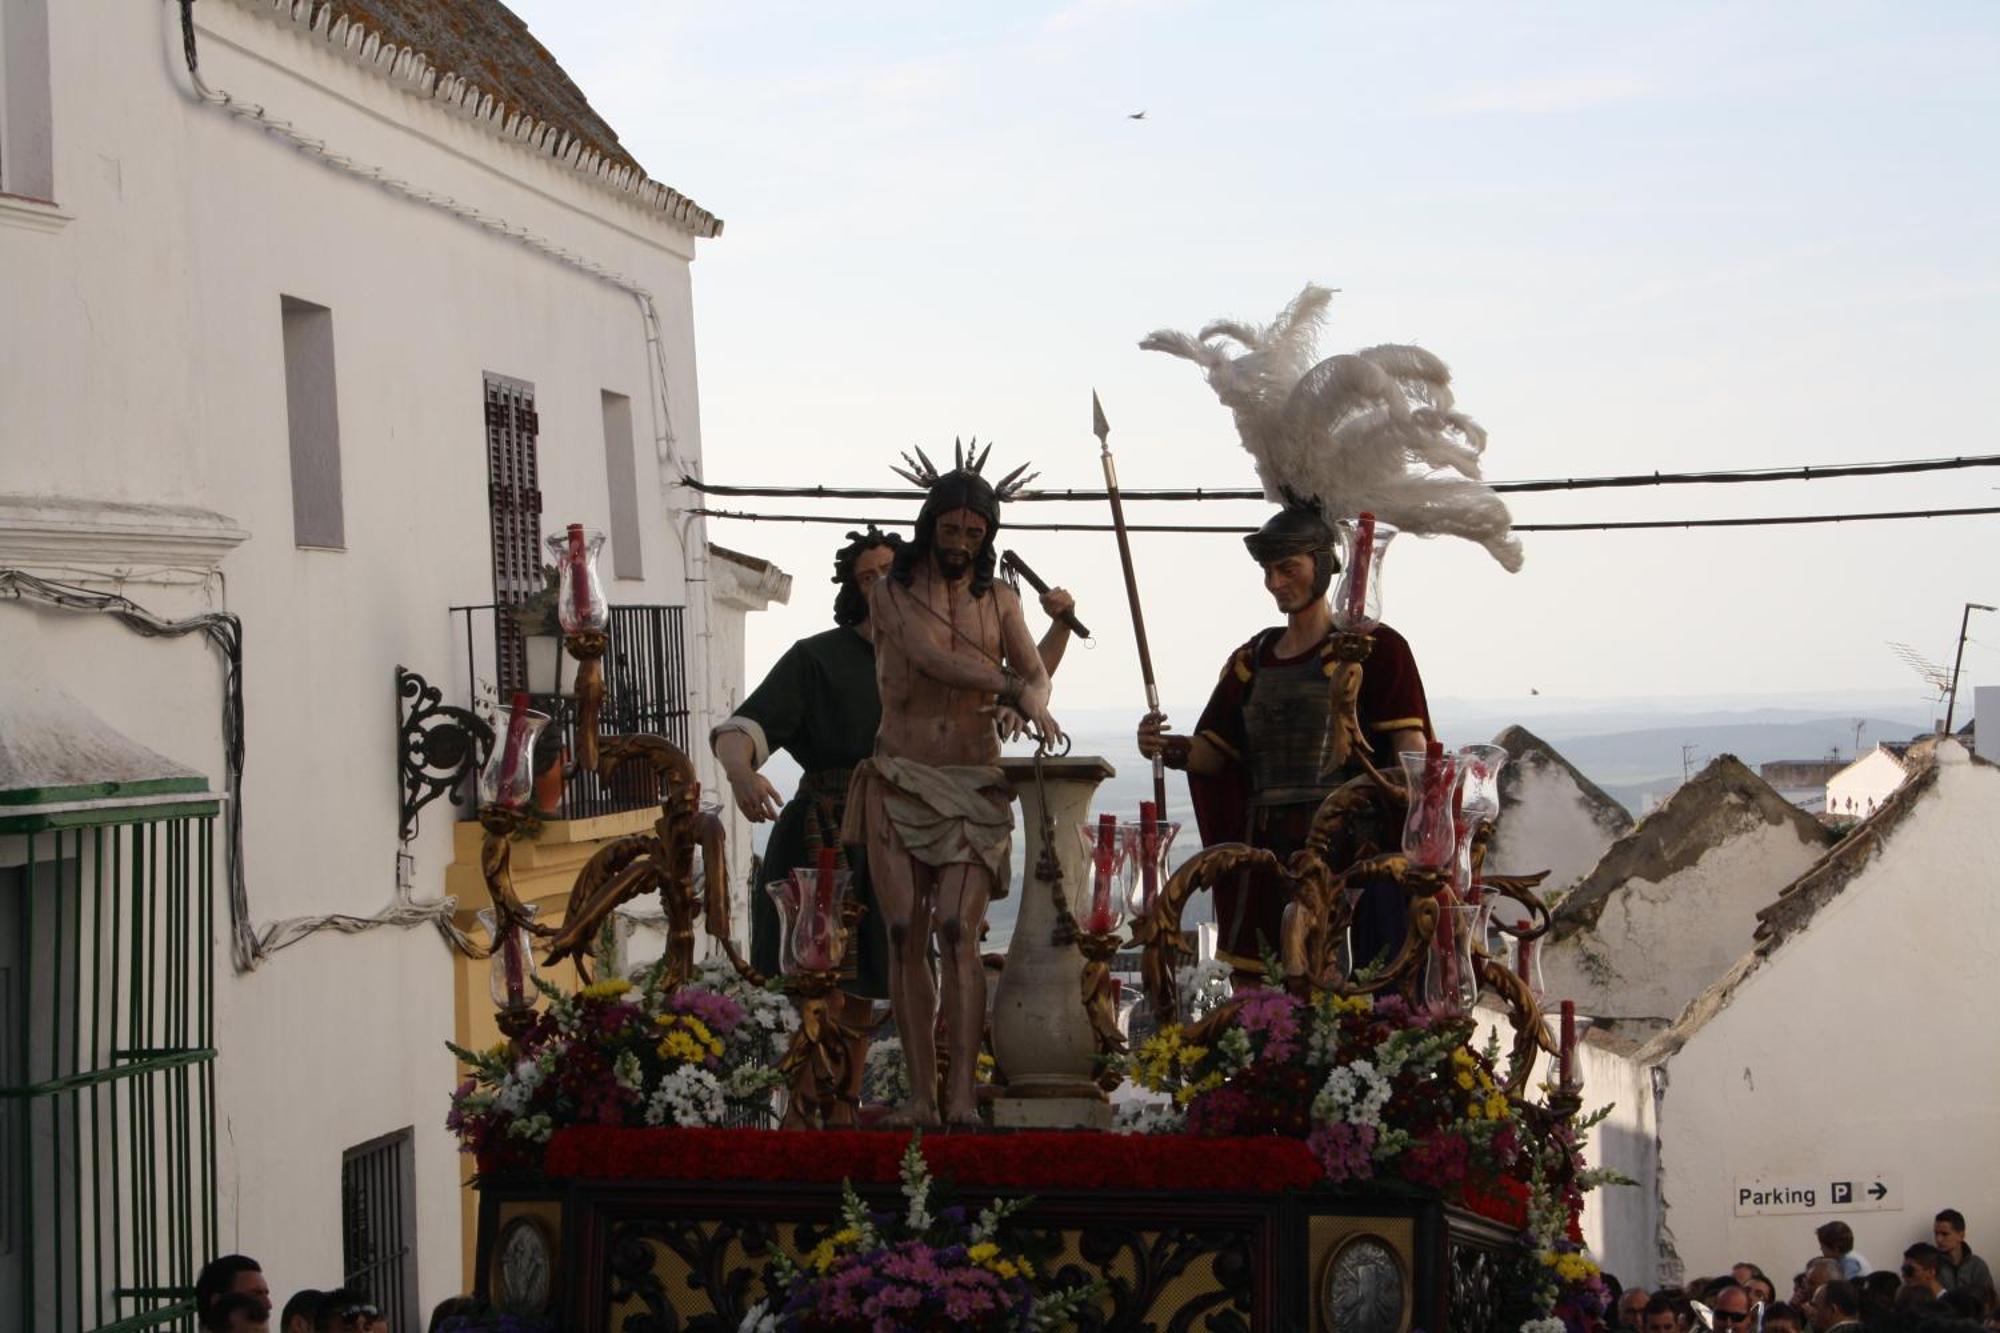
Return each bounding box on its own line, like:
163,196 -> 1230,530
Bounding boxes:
678,452 -> 2000,504
691,505 -> 2000,534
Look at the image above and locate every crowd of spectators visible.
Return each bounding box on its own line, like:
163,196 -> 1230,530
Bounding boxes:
193,1255 -> 541,1333
1605,1212 -> 1997,1333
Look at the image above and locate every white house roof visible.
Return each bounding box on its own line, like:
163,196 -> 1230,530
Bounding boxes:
233,0 -> 723,238
1827,743 -> 1906,785
1639,743 -> 1969,1063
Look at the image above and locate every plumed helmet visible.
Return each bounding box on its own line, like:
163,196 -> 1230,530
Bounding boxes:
1243,501 -> 1340,600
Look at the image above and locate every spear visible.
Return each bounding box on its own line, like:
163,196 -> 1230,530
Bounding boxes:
1093,391 -> 1168,816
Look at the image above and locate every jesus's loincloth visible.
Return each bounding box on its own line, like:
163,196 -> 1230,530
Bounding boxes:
841,756 -> 1015,898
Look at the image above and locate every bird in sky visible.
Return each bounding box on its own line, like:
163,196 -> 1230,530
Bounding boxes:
1128,110 -> 1147,120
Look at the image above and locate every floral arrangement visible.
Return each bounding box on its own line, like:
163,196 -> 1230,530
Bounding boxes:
739,1137 -> 1099,1332
1121,990 -> 1523,1192
860,1035 -> 997,1111
1119,987 -> 1622,1331
448,955 -> 794,1168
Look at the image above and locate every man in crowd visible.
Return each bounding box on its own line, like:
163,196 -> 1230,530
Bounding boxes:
1795,1257 -> 1841,1307
1641,1294 -> 1683,1333
1708,1284 -> 1754,1329
847,453 -> 1060,1127
1935,1208 -> 1997,1302
1808,1280 -> 1864,1333
1901,1242 -> 1947,1298
1615,1285 -> 1651,1331
1137,503 -> 1431,984
1761,1302 -> 1807,1333
196,1255 -> 272,1330
1817,1220 -> 1869,1280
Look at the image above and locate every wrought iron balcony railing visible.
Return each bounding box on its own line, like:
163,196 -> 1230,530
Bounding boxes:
443,602 -> 692,824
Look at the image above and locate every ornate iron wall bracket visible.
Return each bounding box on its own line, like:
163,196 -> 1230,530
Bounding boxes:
398,665 -> 494,842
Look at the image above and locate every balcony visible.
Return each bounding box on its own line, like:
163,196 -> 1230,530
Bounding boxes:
447,602 -> 691,822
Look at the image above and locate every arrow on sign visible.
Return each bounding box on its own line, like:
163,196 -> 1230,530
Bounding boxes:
1869,1182 -> 1888,1200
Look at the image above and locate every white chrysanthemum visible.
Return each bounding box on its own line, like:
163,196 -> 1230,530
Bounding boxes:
645,1065 -> 726,1127
1312,1059 -> 1392,1129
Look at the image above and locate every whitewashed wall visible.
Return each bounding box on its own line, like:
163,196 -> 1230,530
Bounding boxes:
0,0 -> 734,1311
1642,744 -> 2000,1286
1542,771 -> 1826,1031
1469,1005 -> 1659,1289
1825,748 -> 1907,819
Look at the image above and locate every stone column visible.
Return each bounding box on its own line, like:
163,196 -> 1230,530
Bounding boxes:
991,754 -> 1116,1130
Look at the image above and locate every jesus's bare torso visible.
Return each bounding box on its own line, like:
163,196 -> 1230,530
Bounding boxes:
871,570 -> 1013,767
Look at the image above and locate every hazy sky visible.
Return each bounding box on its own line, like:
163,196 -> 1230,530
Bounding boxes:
506,1 -> 1999,718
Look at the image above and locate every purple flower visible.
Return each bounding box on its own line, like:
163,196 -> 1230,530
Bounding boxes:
1234,990 -> 1303,1061
1308,1121 -> 1378,1183
663,986 -> 746,1037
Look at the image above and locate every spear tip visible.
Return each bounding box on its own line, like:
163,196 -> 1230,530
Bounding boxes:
1092,390 -> 1110,443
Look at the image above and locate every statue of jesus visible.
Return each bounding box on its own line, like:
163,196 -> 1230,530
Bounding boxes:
843,447 -> 1060,1127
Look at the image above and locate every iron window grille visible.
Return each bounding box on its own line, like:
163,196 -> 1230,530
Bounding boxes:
484,373 -> 543,697
340,1127 -> 417,1333
2,795 -> 220,1333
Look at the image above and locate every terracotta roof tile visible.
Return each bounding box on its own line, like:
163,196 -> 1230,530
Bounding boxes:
239,0 -> 721,237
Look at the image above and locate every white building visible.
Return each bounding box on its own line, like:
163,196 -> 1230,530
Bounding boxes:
0,1 -> 780,1326
1824,744 -> 1908,820
1540,755 -> 1829,1037
1636,741 -> 2000,1285
1486,725 -> 1634,900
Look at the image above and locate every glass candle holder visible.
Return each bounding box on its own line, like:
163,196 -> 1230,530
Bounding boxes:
1486,896 -> 1545,1001
478,903 -> 541,1013
765,876 -> 802,977
1454,743 -> 1509,824
1400,744 -> 1460,870
787,867 -> 853,972
1073,814 -> 1132,935
1424,902 -> 1485,1016
478,694 -> 551,811
1128,805 -> 1182,920
546,525 -> 609,635
1331,514 -> 1398,633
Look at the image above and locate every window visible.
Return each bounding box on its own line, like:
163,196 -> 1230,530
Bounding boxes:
0,0 -> 56,201
281,296 -> 346,549
601,390 -> 643,579
2,808 -> 220,1332
484,374 -> 542,693
341,1127 -> 418,1332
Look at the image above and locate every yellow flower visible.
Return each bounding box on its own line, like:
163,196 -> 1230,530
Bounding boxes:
808,1239 -> 839,1273
1177,1043 -> 1208,1068
968,1243 -> 999,1263
579,977 -> 633,1001
1466,1102 -> 1484,1120
1017,1257 -> 1035,1279
1456,1071 -> 1475,1090
831,1228 -> 860,1247
1486,1095 -> 1510,1119
1451,1048 -> 1474,1067
992,1259 -> 1020,1279
1330,993 -> 1371,1015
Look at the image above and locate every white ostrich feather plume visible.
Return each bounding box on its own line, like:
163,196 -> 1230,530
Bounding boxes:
1140,284 -> 1523,572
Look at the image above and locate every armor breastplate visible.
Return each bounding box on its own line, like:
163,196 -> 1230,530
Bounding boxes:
1243,645 -> 1340,807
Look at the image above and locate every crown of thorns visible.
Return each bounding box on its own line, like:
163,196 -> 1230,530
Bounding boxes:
890,437 -> 1038,499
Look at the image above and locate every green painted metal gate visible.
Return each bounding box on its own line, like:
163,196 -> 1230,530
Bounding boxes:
2,775 -> 220,1332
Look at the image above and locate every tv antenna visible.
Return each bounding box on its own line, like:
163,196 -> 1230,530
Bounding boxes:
1887,641 -> 1952,704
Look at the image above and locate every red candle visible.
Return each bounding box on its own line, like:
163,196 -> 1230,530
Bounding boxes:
1138,801 -> 1160,913
1343,511 -> 1376,624
497,690 -> 533,807
1516,937 -> 1534,982
565,523 -> 595,626
1559,999 -> 1577,1088
1089,812 -> 1118,933
499,922 -> 526,1007
1416,741 -> 1455,865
